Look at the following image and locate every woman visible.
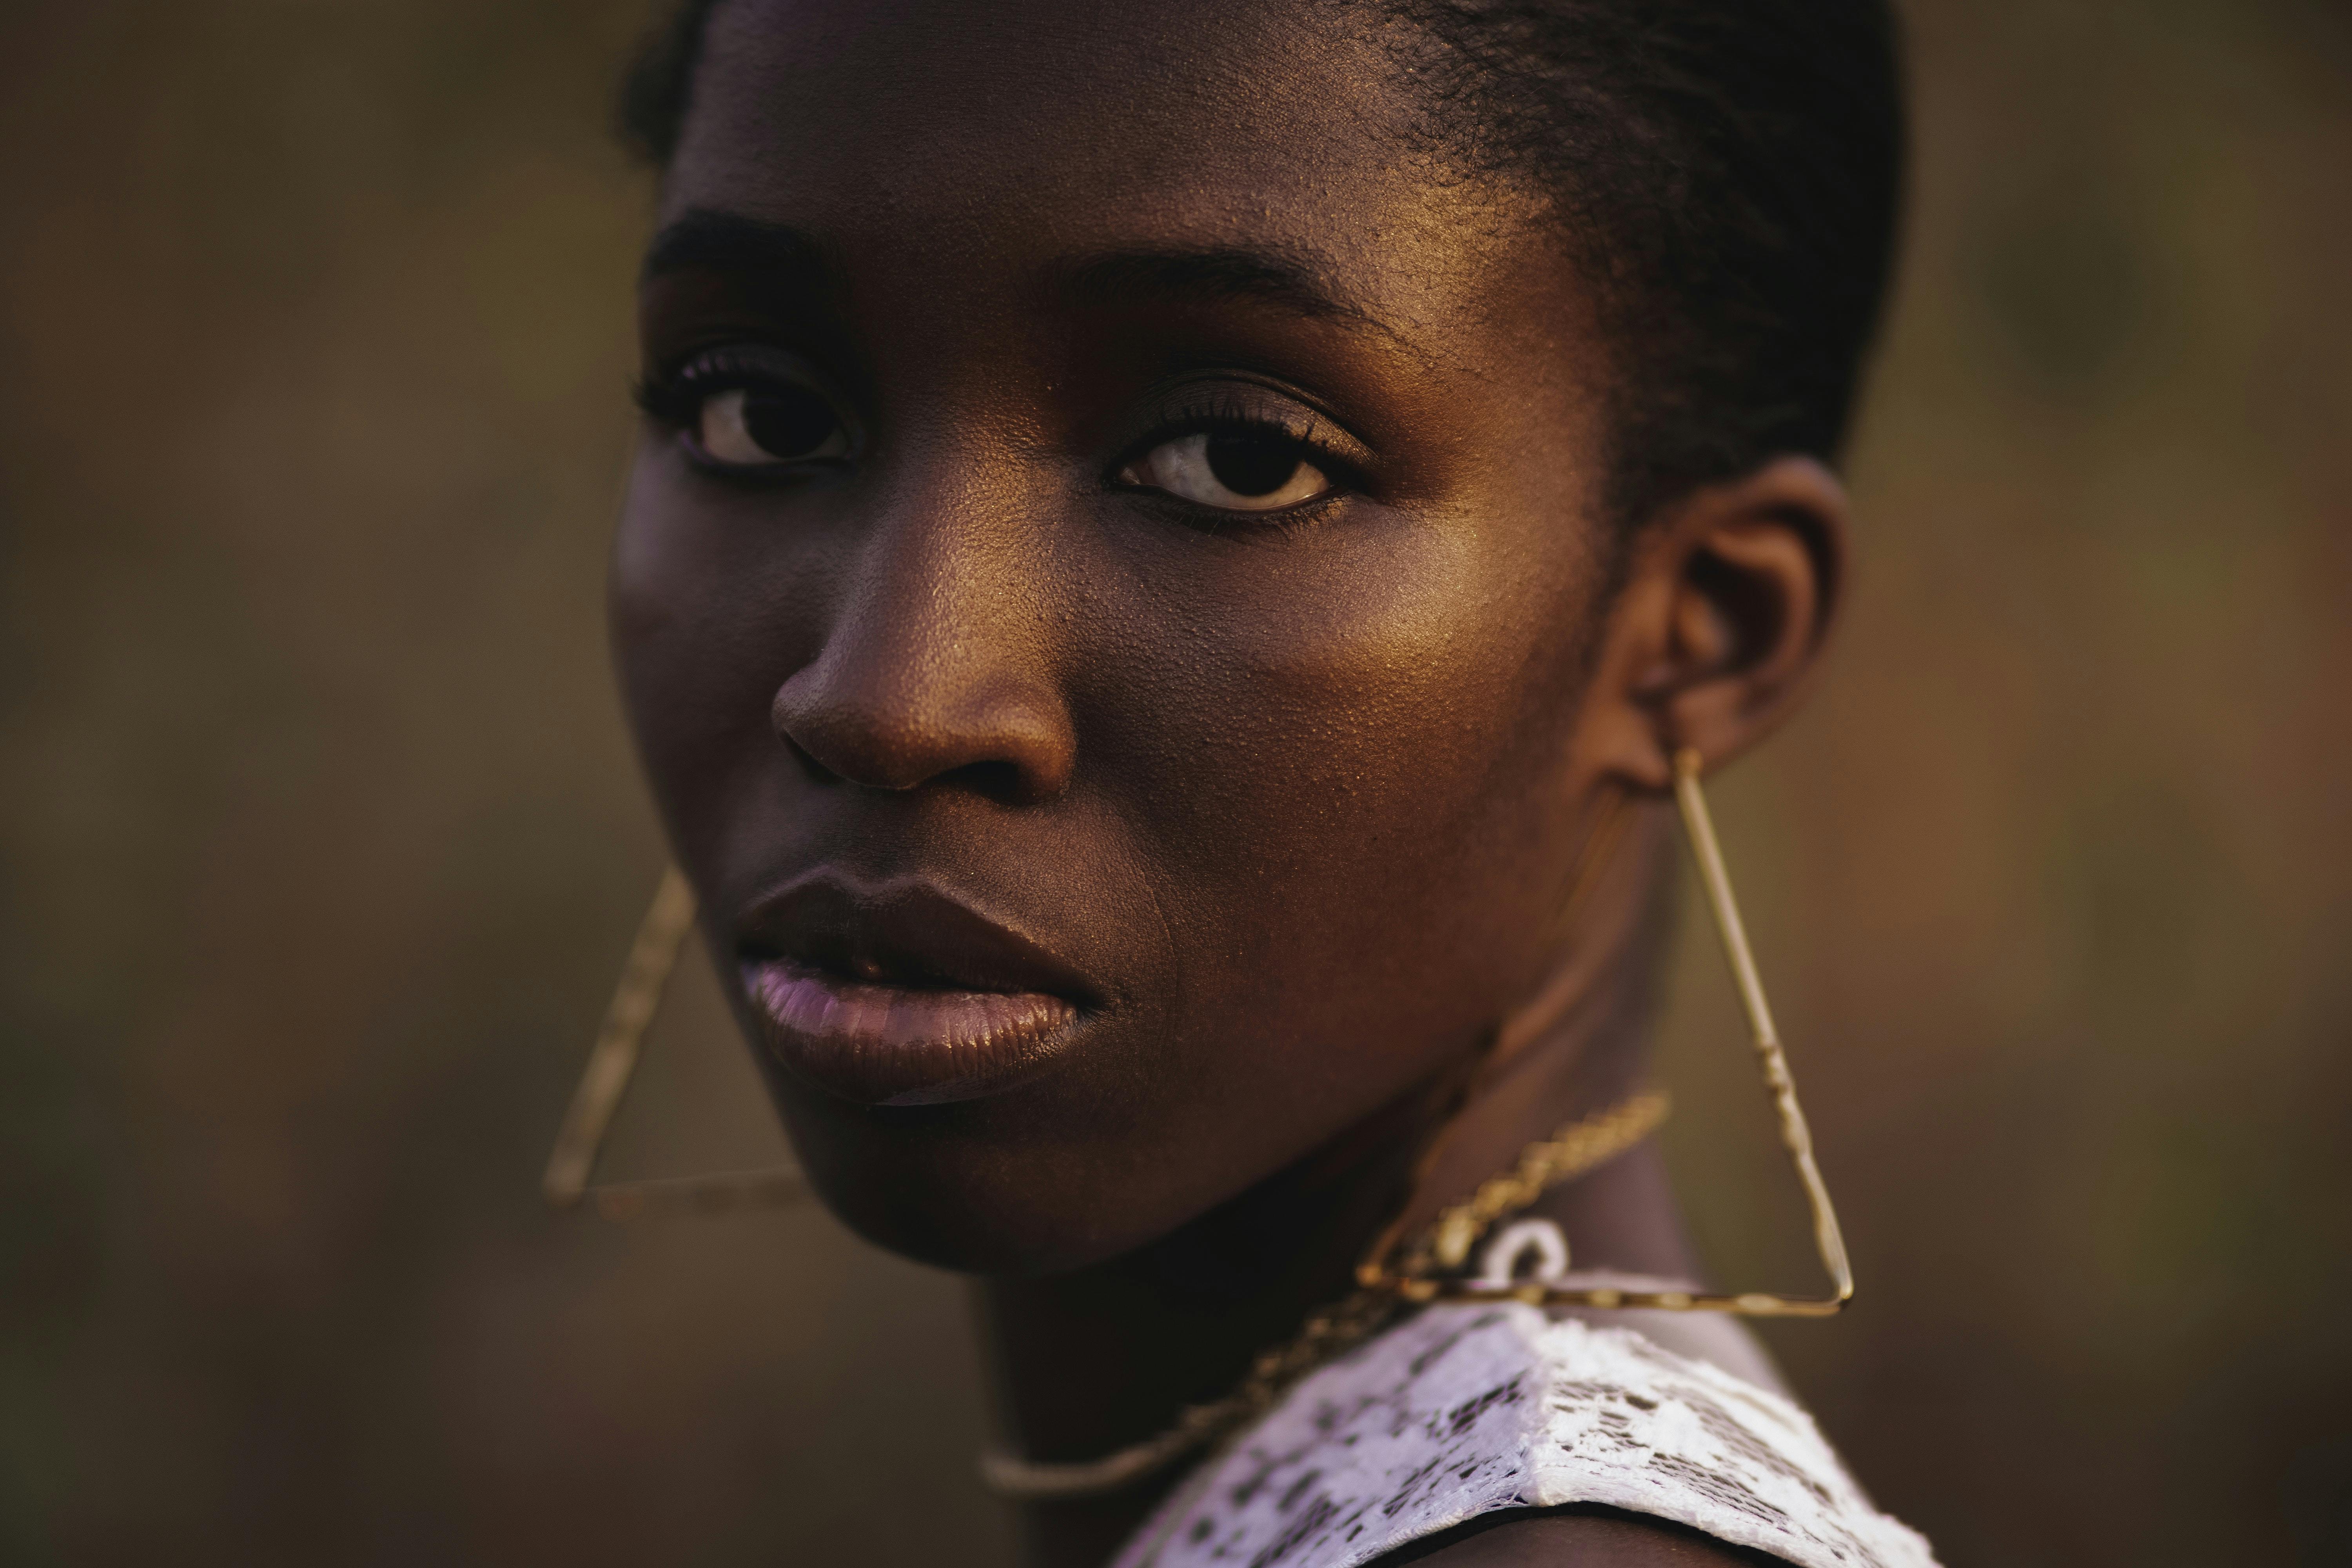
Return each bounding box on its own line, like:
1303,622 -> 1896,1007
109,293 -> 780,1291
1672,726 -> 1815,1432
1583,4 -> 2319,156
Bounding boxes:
591,0 -> 1931,1563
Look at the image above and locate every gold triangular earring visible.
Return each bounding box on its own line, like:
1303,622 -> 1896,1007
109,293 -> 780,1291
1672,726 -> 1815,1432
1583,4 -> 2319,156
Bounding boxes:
1356,747 -> 1855,1316
541,865 -> 807,1222
1656,744 -> 1855,1314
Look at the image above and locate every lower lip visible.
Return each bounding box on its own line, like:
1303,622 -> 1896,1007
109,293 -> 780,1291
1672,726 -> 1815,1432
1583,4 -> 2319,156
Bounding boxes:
741,960 -> 1083,1106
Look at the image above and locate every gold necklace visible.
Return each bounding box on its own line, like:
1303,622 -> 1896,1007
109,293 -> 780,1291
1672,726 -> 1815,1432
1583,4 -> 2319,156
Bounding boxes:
975,1089 -> 1672,1501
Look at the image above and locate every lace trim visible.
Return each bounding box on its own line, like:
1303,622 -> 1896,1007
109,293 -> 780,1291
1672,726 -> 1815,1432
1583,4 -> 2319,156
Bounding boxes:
1111,1301 -> 1938,1568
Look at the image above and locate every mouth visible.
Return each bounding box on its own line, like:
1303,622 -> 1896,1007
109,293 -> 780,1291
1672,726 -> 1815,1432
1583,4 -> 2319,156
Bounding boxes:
735,872 -> 1099,1107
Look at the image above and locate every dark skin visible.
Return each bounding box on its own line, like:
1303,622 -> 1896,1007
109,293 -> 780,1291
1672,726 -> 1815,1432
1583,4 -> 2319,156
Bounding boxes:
610,1 -> 1848,1563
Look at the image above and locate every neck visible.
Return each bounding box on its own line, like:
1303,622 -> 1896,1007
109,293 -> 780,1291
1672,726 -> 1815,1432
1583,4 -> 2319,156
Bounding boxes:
975,805 -> 1696,1568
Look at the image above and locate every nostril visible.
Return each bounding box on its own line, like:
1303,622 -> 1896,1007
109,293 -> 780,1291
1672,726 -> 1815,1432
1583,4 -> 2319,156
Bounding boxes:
941,757 -> 1034,805
780,730 -> 842,786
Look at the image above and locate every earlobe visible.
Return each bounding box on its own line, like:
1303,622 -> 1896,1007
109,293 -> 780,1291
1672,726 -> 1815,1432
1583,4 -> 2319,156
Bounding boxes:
1579,456 -> 1849,793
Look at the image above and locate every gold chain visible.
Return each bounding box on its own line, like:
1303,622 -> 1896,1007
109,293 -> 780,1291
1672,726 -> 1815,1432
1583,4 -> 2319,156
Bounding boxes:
1403,1091 -> 1674,1284
976,1089 -> 1669,1500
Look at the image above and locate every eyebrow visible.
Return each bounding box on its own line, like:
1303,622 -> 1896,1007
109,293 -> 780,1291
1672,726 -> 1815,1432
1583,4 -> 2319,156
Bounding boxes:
1053,247 -> 1379,332
641,215 -> 1393,343
640,209 -> 837,291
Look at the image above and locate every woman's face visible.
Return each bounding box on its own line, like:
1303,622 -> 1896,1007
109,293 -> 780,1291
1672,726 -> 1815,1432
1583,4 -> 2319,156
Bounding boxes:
613,0 -> 1631,1272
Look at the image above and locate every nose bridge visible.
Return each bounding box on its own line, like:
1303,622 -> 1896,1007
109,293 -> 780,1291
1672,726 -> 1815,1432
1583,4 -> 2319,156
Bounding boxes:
773,451 -> 1074,799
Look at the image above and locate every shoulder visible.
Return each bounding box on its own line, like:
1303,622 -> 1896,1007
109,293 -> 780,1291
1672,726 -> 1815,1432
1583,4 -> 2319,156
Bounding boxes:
1112,1303 -> 1937,1568
1370,1506 -> 1781,1568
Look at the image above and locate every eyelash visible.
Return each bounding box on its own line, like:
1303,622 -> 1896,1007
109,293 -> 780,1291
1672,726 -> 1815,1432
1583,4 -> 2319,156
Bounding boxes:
1116,393 -> 1363,504
633,345 -> 799,428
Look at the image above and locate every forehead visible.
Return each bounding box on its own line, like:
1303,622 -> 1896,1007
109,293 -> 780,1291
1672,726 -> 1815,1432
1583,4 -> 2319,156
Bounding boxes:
667,0 -> 1542,338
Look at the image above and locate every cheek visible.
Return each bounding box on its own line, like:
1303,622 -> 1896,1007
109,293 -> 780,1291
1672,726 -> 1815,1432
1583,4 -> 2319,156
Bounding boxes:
608,445 -> 688,670
1098,508 -> 1601,1084
607,446 -> 821,855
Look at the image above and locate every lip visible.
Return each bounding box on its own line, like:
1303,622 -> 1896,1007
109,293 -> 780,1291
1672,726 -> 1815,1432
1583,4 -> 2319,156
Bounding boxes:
735,871 -> 1100,1106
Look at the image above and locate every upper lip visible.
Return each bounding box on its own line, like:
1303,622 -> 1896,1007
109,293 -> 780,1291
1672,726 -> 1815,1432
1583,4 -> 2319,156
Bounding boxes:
736,870 -> 1102,1004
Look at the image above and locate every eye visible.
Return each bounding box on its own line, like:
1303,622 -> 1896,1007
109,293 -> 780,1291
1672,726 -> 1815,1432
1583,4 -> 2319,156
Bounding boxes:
694,382 -> 850,467
1117,430 -> 1332,512
637,345 -> 857,472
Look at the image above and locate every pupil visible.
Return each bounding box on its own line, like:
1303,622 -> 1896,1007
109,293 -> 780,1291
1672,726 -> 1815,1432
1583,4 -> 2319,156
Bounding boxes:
1204,432 -> 1301,498
742,385 -> 838,458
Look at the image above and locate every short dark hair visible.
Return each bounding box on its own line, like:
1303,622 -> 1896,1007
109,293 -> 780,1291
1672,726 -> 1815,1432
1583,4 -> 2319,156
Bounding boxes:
618,0 -> 723,171
619,0 -> 1904,531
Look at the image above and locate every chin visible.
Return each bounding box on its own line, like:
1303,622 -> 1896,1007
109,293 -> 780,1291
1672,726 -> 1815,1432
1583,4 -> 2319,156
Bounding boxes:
798,1147 -> 1189,1277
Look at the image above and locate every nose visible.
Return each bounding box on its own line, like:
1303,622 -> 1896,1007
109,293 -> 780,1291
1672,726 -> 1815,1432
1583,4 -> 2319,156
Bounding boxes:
770,497 -> 1076,804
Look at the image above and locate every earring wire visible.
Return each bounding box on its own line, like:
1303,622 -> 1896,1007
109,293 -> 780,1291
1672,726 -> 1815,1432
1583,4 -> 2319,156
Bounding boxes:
548,761 -> 1851,1499
541,864 -> 807,1222
1668,746 -> 1854,1312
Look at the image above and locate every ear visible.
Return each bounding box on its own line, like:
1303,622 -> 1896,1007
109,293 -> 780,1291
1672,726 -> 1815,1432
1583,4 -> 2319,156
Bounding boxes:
1575,456 -> 1849,791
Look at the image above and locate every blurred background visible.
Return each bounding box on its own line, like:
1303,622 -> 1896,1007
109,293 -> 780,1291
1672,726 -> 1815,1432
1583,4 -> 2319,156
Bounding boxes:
2,0 -> 2346,1563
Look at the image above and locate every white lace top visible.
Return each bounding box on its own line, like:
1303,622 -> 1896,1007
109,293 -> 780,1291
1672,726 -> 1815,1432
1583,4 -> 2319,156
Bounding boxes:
1109,1296 -> 1938,1568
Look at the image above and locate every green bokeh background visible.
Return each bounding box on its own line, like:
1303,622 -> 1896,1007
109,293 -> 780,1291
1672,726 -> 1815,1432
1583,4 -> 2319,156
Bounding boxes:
2,2 -> 2347,1563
